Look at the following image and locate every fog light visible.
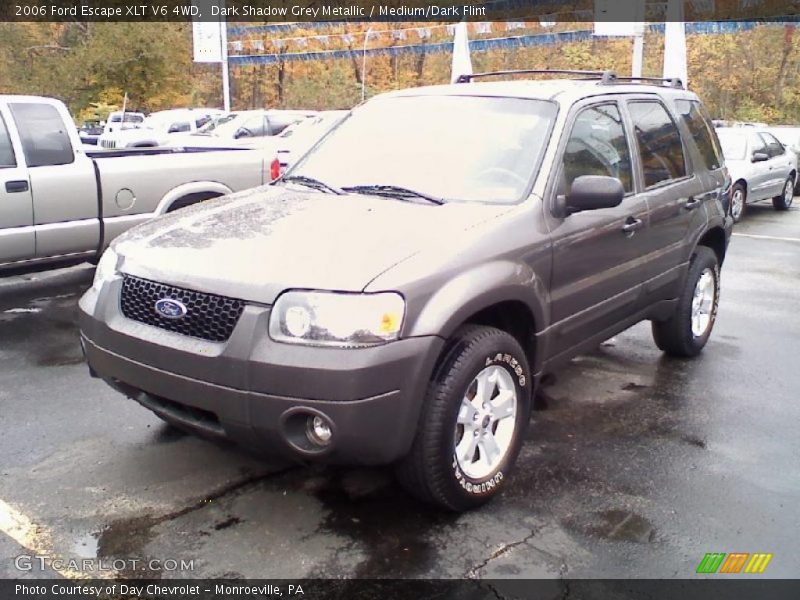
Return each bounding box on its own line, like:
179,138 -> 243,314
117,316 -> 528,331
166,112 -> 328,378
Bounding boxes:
306,415 -> 332,446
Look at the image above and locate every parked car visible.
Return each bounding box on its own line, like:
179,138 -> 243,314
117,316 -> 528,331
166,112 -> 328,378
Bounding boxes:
0,96 -> 276,271
80,71 -> 733,511
98,108 -> 224,149
166,109 -> 316,149
103,110 -> 146,134
274,110 -> 349,170
716,127 -> 797,221
764,126 -> 800,191
78,121 -> 104,146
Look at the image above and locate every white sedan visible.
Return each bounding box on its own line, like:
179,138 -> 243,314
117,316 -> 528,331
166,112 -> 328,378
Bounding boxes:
716,127 -> 797,221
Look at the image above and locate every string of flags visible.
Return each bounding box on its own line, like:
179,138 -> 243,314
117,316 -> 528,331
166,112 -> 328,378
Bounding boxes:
226,20 -> 571,55
227,18 -> 795,67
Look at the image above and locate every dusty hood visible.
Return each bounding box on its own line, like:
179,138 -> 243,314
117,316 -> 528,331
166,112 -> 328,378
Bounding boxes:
114,185 -> 509,304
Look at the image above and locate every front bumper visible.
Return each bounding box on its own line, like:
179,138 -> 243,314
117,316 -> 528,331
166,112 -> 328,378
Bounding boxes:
79,277 -> 444,465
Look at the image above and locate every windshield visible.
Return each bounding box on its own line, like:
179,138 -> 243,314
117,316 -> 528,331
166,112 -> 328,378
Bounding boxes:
717,131 -> 747,160
198,113 -> 243,136
290,96 -> 557,204
768,128 -> 800,147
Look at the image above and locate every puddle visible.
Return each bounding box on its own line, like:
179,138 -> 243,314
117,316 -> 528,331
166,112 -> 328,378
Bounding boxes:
213,516 -> 242,531
563,509 -> 657,544
96,515 -> 158,558
71,531 -> 99,559
301,467 -> 458,578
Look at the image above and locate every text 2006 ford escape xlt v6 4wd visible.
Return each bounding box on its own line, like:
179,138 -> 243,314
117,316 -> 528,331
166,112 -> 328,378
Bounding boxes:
80,71 -> 733,511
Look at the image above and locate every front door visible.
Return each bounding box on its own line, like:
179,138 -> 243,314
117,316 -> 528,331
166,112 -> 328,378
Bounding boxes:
0,106 -> 34,265
546,99 -> 650,359
760,132 -> 794,197
7,101 -> 98,259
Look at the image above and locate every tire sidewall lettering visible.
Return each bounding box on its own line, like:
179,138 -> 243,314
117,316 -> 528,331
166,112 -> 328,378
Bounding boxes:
449,351 -> 526,497
485,352 -> 527,388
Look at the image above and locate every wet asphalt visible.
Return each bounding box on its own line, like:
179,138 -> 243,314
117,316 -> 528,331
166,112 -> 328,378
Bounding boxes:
0,201 -> 798,581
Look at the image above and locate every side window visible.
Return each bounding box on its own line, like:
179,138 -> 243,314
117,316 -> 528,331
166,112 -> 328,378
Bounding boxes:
562,103 -> 634,194
761,133 -> 785,158
195,116 -> 211,129
751,134 -> 767,157
628,101 -> 687,188
8,103 -> 74,167
0,113 -> 16,168
168,121 -> 191,133
240,116 -> 267,137
675,100 -> 723,171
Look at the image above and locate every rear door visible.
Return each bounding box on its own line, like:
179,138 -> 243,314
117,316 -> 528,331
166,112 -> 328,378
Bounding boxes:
0,105 -> 35,264
627,97 -> 714,298
545,98 -> 650,358
7,101 -> 99,258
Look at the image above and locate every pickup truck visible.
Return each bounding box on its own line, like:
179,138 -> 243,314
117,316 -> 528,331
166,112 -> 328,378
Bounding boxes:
0,96 -> 273,272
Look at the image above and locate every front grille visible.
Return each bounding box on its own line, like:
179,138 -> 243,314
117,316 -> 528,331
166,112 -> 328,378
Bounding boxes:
100,139 -> 116,149
120,275 -> 245,342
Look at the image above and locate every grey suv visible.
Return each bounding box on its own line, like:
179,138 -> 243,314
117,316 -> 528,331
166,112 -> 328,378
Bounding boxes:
79,71 -> 733,511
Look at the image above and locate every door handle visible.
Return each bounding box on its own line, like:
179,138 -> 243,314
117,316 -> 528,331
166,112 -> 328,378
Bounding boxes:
622,217 -> 644,234
5,180 -> 29,193
684,197 -> 702,211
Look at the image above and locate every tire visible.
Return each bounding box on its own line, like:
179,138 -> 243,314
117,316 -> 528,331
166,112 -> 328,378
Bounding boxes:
730,182 -> 746,222
772,177 -> 795,211
396,325 -> 532,511
652,246 -> 720,358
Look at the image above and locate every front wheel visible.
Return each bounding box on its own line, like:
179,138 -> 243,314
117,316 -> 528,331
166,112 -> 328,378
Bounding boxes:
652,246 -> 720,358
772,177 -> 795,211
396,325 -> 532,511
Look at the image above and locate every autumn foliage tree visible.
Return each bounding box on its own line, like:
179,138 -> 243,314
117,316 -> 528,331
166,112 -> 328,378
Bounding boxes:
0,21 -> 798,125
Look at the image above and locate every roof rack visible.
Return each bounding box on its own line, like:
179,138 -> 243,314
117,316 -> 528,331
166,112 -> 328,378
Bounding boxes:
455,69 -> 617,84
455,69 -> 685,89
604,75 -> 685,89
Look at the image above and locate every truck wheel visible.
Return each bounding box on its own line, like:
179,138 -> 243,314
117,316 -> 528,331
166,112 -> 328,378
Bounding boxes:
772,177 -> 795,211
652,246 -> 719,358
396,325 -> 531,511
730,183 -> 746,222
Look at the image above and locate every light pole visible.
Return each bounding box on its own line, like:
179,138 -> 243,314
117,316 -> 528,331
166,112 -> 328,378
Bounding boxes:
361,27 -> 373,102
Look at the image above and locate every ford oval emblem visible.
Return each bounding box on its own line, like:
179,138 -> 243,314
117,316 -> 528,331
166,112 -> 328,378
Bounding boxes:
154,298 -> 187,320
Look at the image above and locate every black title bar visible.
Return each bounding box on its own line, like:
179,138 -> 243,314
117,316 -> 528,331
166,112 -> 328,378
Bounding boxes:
1,0 -> 799,23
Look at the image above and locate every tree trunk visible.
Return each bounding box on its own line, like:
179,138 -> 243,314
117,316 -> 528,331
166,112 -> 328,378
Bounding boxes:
774,25 -> 796,109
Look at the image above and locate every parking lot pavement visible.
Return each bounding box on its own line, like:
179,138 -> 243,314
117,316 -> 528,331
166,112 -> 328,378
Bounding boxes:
1,201 -> 798,581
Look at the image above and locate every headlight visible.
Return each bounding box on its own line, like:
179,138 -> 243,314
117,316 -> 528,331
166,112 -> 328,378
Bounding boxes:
92,248 -> 118,292
269,291 -> 405,347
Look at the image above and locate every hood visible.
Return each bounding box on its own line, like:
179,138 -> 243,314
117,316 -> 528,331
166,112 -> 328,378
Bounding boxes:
114,185 -> 511,304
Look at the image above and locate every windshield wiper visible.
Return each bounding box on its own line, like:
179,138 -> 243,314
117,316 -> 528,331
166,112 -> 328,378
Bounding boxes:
341,184 -> 444,205
282,175 -> 343,195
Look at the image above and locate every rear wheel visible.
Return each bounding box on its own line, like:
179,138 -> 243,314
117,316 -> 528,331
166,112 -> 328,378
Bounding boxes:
396,325 -> 531,511
730,183 -> 746,222
772,177 -> 795,211
652,246 -> 720,358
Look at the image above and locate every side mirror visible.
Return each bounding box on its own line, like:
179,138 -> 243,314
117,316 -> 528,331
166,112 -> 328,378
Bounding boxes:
752,152 -> 769,163
565,175 -> 625,214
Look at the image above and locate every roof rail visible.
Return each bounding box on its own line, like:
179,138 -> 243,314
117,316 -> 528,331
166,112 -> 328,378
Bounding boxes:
455,69 -> 685,89
602,75 -> 685,89
456,69 -> 618,84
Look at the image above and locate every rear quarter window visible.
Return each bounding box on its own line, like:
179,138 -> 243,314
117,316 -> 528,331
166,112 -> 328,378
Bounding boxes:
9,102 -> 74,167
676,99 -> 723,171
